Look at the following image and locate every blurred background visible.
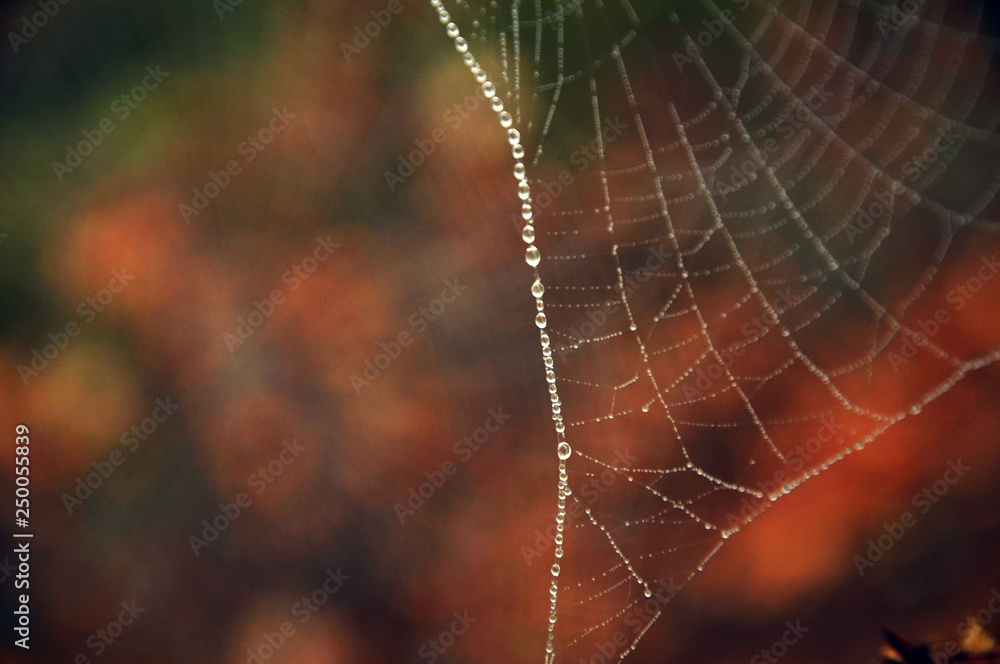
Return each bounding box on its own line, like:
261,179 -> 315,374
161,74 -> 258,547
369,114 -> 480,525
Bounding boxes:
0,1 -> 999,664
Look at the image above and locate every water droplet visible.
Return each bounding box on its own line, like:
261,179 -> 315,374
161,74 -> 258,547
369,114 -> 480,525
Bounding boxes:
482,81 -> 496,97
555,421 -> 565,433
545,370 -> 556,384
512,144 -> 525,159
514,163 -> 526,180
499,111 -> 513,128
463,53 -> 474,67
446,22 -> 459,37
531,278 -> 545,297
644,588 -> 652,598
525,245 -> 541,267
909,404 -> 923,415
438,10 -> 451,23
557,442 -> 572,460
551,563 -> 561,576
491,96 -> 504,112
629,322 -> 637,331
535,312 -> 547,328
641,404 -> 650,412
517,180 -> 531,200
507,128 -> 521,145
554,547 -> 563,558
454,37 -> 468,53
522,225 -> 535,243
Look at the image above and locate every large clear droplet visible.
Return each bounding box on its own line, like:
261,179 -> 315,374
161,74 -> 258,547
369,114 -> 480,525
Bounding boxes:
551,564 -> 561,576
499,111 -> 513,128
518,180 -> 531,200
446,22 -> 459,37
557,442 -> 572,460
522,225 -> 535,243
514,163 -> 526,180
525,245 -> 541,267
482,81 -> 496,97
454,37 -> 468,53
531,278 -> 544,297
507,128 -> 521,145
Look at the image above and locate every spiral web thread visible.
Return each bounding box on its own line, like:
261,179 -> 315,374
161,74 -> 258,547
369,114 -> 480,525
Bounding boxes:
431,0 -> 1000,662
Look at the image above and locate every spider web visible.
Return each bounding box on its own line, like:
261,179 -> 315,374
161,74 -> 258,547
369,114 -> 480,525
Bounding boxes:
430,0 -> 1000,661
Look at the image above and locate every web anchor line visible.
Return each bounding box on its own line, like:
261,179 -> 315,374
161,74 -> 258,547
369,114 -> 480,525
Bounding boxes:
429,2 -> 574,662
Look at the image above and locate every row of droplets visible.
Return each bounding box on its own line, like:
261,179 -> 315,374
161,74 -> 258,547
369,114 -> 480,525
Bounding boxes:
429,1 -> 571,660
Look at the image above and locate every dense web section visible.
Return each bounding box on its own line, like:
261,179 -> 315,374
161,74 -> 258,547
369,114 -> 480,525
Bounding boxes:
431,0 -> 1000,661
